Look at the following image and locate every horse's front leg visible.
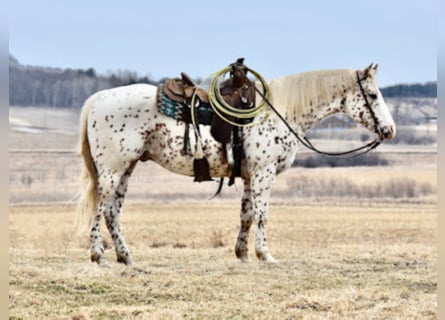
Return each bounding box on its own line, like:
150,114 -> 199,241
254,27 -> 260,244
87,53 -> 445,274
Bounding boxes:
235,179 -> 253,262
251,164 -> 277,263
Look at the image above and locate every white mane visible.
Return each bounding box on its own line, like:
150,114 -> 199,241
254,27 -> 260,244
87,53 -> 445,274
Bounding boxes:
268,69 -> 357,122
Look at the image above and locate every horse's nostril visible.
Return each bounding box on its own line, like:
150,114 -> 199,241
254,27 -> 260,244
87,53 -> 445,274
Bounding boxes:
381,126 -> 394,139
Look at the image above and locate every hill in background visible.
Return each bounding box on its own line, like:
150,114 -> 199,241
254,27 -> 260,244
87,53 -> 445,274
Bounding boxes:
380,82 -> 436,98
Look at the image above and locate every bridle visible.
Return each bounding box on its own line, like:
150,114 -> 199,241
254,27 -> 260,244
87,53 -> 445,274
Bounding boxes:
356,71 -> 381,137
254,70 -> 382,158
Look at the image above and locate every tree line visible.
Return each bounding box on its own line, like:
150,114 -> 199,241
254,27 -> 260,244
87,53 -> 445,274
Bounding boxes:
9,55 -> 157,108
380,82 -> 436,98
9,54 -> 437,108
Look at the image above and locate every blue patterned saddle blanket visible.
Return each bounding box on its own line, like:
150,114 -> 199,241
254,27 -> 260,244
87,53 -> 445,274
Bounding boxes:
157,85 -> 213,125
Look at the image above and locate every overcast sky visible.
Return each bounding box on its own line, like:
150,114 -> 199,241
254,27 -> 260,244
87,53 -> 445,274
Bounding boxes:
8,0 -> 436,86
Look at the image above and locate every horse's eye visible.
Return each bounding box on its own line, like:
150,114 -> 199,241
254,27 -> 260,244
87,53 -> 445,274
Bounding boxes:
368,93 -> 378,100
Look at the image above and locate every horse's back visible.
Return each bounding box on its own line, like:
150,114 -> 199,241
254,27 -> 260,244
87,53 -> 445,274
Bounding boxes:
87,83 -> 157,110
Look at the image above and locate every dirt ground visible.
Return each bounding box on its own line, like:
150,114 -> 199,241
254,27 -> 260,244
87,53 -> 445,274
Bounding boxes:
9,202 -> 436,319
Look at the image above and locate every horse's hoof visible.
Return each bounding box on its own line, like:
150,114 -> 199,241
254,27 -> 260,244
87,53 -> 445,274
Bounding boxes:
117,255 -> 133,266
98,259 -> 111,268
91,254 -> 110,267
91,252 -> 104,264
265,256 -> 278,264
235,246 -> 249,262
255,250 -> 277,264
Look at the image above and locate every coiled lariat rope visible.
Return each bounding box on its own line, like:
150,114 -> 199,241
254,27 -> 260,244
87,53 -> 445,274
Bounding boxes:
190,65 -> 271,162
209,66 -> 271,127
190,66 -> 271,130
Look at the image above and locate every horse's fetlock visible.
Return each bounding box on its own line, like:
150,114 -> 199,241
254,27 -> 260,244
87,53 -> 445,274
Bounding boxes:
91,251 -> 103,264
235,245 -> 247,258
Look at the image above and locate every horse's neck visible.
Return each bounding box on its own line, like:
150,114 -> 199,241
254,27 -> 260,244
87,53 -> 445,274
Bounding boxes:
294,96 -> 346,135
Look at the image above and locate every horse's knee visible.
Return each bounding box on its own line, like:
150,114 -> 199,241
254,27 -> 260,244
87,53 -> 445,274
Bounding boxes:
254,211 -> 268,227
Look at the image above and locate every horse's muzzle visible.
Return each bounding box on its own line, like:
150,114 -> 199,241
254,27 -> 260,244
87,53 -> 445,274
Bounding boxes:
379,125 -> 396,140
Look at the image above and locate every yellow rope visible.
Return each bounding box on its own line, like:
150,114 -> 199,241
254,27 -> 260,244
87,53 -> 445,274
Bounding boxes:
191,66 -> 271,128
210,66 -> 271,127
190,65 -> 271,158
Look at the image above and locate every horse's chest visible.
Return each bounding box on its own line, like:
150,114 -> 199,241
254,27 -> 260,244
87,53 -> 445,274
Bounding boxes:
244,124 -> 298,174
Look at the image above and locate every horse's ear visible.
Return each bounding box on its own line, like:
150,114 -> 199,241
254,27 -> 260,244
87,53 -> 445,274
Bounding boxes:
363,63 -> 377,78
369,63 -> 378,76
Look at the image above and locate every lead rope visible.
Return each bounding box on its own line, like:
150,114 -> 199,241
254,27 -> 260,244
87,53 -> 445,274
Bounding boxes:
253,86 -> 381,158
202,65 -> 382,198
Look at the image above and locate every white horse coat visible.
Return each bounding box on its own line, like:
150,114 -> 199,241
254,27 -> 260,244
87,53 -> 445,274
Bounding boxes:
79,64 -> 395,265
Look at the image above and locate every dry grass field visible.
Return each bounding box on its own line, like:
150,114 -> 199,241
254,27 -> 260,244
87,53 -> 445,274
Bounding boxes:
9,107 -> 437,319
9,202 -> 437,319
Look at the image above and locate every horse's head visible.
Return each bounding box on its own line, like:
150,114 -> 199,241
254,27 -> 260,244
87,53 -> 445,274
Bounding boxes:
344,64 -> 396,141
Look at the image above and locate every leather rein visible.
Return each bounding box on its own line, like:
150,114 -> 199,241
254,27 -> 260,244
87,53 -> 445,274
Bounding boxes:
254,71 -> 381,158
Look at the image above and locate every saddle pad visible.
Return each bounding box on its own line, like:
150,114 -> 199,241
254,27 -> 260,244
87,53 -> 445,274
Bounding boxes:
157,86 -> 213,125
158,87 -> 181,119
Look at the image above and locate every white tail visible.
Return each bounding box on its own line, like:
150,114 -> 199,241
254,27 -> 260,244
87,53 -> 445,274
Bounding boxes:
76,95 -> 98,233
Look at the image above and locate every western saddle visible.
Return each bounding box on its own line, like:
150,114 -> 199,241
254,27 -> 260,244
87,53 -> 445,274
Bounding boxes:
159,58 -> 256,184
164,72 -> 210,105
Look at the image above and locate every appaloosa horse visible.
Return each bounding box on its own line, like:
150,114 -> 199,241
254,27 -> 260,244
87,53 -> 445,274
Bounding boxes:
78,63 -> 395,265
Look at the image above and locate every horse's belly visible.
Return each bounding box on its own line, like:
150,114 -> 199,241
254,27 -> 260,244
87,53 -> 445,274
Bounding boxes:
150,152 -> 230,178
149,153 -> 194,177
146,123 -> 230,178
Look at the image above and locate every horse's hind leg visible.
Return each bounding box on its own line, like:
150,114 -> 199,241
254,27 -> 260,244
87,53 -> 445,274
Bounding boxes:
93,162 -> 136,265
235,179 -> 253,262
90,207 -> 106,265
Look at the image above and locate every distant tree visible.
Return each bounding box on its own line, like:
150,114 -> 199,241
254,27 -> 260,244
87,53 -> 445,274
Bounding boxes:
9,54 -> 157,108
380,82 -> 436,98
84,68 -> 97,78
